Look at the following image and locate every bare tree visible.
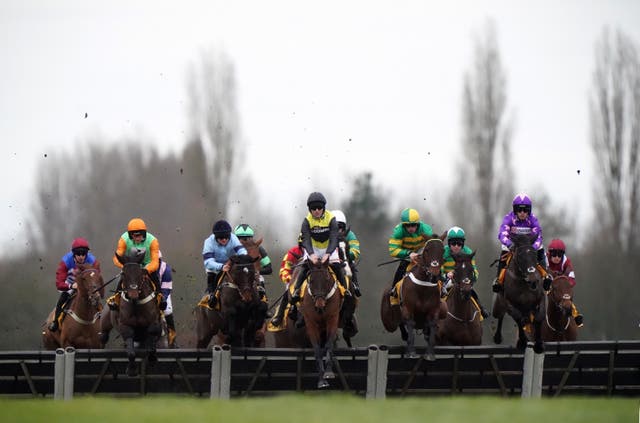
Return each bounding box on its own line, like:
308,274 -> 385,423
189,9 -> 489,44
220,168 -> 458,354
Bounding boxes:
590,28 -> 640,253
186,49 -> 242,217
450,20 -> 514,248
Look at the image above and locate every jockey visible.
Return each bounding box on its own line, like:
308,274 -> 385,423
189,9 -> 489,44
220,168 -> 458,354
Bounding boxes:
48,238 -> 101,332
290,192 -> 349,304
546,238 -> 584,327
270,234 -> 305,327
202,219 -> 247,308
332,209 -> 362,297
110,218 -> 162,309
157,251 -> 178,347
493,193 -> 552,293
441,226 -> 489,318
387,207 -> 434,296
234,223 -> 273,300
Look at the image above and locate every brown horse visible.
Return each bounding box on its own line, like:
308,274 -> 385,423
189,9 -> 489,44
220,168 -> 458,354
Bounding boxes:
492,233 -> 546,353
269,266 -> 312,348
380,233 -> 447,360
114,254 -> 162,376
43,264 -> 104,349
239,237 -> 269,347
195,254 -> 264,348
301,260 -> 343,389
541,275 -> 578,342
437,252 -> 483,346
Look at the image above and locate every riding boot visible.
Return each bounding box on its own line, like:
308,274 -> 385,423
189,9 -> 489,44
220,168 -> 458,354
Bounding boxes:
350,268 -> 362,297
48,291 -> 71,332
492,252 -> 508,293
206,272 -> 218,308
537,248 -> 553,291
471,289 -> 489,318
330,263 -> 351,296
289,266 -> 309,304
165,314 -> 177,347
271,291 -> 289,327
391,260 -> 410,292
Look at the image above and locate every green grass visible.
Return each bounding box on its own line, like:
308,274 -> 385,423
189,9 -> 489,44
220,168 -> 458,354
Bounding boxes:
1,394 -> 636,423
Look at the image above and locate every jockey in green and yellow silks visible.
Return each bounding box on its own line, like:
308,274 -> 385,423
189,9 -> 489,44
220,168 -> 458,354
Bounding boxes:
441,226 -> 488,318
388,208 -> 433,294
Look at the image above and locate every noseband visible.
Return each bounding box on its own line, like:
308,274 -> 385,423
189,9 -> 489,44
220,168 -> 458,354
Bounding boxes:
121,263 -> 156,305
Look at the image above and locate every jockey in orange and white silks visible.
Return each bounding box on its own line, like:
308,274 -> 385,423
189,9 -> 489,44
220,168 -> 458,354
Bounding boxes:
493,193 -> 552,292
48,237 -> 101,332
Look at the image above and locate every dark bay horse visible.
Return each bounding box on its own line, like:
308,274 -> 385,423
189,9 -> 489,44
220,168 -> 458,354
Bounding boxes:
301,260 -> 343,389
43,264 -> 104,350
437,252 -> 483,346
380,233 -> 447,360
115,254 -> 162,376
492,233 -> 546,353
195,254 -> 264,348
541,275 -> 578,342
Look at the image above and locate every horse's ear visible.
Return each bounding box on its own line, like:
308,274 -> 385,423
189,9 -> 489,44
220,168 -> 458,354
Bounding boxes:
115,252 -> 125,265
440,231 -> 447,242
255,237 -> 263,247
470,250 -> 476,260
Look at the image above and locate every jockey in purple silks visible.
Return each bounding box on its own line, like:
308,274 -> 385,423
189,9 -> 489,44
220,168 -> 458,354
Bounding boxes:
492,193 -> 553,293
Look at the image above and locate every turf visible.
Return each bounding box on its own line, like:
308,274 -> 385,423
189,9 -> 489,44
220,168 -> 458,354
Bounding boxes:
1,394 -> 636,423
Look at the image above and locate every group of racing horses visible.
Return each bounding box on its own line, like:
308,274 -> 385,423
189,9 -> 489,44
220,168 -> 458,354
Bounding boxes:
41,233 -> 577,384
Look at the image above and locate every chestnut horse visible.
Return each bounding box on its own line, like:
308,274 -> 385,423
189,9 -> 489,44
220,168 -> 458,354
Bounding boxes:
115,254 -> 162,376
541,275 -> 578,342
437,252 -> 483,346
380,233 -> 447,360
43,264 -> 104,349
301,260 -> 343,389
492,233 -> 546,353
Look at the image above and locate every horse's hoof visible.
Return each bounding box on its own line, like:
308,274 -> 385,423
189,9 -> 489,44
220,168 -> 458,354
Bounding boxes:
534,342 -> 544,354
323,370 -> 335,380
424,352 -> 436,362
407,349 -> 418,359
317,380 -> 330,389
126,364 -> 138,377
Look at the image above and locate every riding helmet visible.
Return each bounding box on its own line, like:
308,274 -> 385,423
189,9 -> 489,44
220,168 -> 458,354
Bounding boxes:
234,223 -> 255,238
307,192 -> 327,209
127,218 -> 147,240
548,238 -> 566,252
400,208 -> 420,224
71,237 -> 90,255
212,220 -> 232,237
447,226 -> 466,240
512,193 -> 532,212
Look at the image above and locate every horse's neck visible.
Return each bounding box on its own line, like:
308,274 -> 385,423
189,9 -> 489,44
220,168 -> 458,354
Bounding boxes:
449,286 -> 473,314
69,290 -> 96,318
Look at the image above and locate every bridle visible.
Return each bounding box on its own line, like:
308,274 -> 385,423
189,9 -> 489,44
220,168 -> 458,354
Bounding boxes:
120,263 -> 156,305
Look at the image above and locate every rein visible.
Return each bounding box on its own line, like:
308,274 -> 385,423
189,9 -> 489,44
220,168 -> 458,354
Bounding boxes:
544,293 -> 571,332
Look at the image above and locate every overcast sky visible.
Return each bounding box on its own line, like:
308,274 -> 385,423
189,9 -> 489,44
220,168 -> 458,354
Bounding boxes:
2,0 -> 639,253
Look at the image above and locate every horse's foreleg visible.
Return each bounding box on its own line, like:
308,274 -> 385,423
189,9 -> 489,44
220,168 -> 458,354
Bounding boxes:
405,319 -> 418,358
147,321 -> 161,363
423,319 -> 437,361
532,320 -> 544,354
313,342 -> 329,389
493,315 -> 504,344
124,335 -> 137,377
516,325 -> 528,350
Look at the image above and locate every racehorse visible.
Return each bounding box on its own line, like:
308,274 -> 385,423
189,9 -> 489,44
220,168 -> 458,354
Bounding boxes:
541,275 -> 578,342
42,264 -> 104,350
492,233 -> 546,353
269,266 -> 312,348
436,252 -> 483,346
380,233 -> 447,360
195,254 -> 264,348
301,260 -> 343,389
239,237 -> 269,347
114,254 -> 162,376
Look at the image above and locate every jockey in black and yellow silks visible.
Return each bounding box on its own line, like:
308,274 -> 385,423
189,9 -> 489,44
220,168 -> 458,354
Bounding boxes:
289,192 -> 350,304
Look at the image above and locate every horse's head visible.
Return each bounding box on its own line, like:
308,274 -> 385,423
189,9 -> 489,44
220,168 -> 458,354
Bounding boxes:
510,233 -> 540,288
75,263 -> 104,308
452,251 -> 476,300
416,232 -> 446,279
549,276 -> 574,316
238,236 -> 263,276
228,254 -> 259,303
306,260 -> 335,310
118,252 -> 149,300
